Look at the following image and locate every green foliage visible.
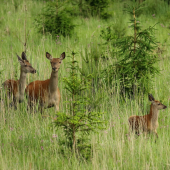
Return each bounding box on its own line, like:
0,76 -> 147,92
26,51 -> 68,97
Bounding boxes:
85,0 -> 111,19
0,58 -> 4,77
100,17 -> 126,45
35,1 -> 75,37
141,0 -> 169,16
102,4 -> 159,96
80,43 -> 102,91
13,0 -> 20,12
69,0 -> 111,19
54,51 -> 106,157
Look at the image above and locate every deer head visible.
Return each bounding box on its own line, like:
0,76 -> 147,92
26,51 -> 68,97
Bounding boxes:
46,52 -> 65,72
149,94 -> 167,110
17,52 -> 36,74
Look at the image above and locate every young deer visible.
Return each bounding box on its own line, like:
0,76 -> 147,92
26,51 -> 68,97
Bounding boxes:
128,94 -> 167,138
2,52 -> 36,109
25,52 -> 65,114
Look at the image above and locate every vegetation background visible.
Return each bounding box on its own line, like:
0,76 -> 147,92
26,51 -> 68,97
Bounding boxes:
0,0 -> 170,169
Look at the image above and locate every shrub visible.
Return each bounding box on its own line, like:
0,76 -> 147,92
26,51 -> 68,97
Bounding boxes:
35,1 -> 75,37
102,3 -> 159,97
54,51 -> 106,158
85,0 -> 111,19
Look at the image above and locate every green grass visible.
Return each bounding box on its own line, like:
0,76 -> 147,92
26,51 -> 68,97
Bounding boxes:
1,0 -> 170,169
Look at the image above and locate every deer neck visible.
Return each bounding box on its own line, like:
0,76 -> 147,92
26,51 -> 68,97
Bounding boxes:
49,71 -> 58,92
149,104 -> 159,122
18,70 -> 27,101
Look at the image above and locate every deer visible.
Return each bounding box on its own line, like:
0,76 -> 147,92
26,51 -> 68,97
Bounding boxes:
128,94 -> 167,138
25,52 -> 65,114
2,52 -> 36,109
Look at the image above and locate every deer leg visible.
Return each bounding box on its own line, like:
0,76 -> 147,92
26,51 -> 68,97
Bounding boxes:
38,102 -> 44,115
155,130 -> 158,138
9,97 -> 17,110
55,92 -> 60,113
13,98 -> 17,110
27,100 -> 33,113
153,130 -> 158,143
54,104 -> 59,112
55,97 -> 60,112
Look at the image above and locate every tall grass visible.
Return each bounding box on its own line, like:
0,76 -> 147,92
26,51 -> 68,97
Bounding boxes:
0,0 -> 170,169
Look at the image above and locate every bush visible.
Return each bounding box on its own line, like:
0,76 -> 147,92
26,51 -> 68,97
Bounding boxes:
142,0 -> 169,16
101,4 -> 159,97
85,0 -> 111,19
54,51 -> 106,158
35,1 -> 75,37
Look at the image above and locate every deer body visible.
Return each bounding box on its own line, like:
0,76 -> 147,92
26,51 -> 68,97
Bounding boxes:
2,52 -> 36,108
26,79 -> 60,110
25,52 -> 65,113
128,94 -> 167,137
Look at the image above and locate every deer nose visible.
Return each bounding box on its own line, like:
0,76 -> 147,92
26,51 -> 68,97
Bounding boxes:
52,68 -> 57,71
32,70 -> 36,74
164,105 -> 167,109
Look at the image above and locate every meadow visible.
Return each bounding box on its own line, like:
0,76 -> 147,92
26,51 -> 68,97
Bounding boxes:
0,0 -> 170,169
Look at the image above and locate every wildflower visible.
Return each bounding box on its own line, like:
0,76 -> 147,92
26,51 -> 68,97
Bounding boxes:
104,130 -> 108,134
41,146 -> 44,150
10,127 -> 14,131
152,14 -> 155,17
160,24 -> 165,27
52,134 -> 57,138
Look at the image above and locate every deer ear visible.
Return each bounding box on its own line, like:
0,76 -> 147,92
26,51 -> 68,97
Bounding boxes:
17,54 -> 26,66
21,52 -> 28,61
46,52 -> 53,60
60,52 -> 65,60
17,54 -> 24,64
148,94 -> 155,101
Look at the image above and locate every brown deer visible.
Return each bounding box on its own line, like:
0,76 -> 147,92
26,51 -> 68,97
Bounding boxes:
2,52 -> 36,109
128,94 -> 167,138
25,52 -> 65,114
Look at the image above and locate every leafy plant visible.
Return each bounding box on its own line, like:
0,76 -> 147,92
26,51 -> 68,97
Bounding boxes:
102,3 -> 159,97
100,16 -> 126,45
54,51 -> 106,157
35,1 -> 75,37
85,0 -> 111,19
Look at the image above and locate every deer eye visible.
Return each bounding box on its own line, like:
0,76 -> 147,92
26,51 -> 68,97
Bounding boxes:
158,103 -> 161,105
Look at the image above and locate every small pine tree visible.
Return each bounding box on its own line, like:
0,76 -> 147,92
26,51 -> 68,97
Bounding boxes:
35,1 -> 75,37
54,51 -> 106,157
85,0 -> 111,19
102,3 -> 159,97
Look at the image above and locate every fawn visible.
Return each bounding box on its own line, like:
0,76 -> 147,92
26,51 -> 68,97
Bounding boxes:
128,94 -> 167,138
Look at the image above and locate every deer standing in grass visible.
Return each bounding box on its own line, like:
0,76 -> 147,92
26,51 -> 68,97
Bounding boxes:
128,94 -> 167,138
25,52 -> 65,114
2,52 -> 36,109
